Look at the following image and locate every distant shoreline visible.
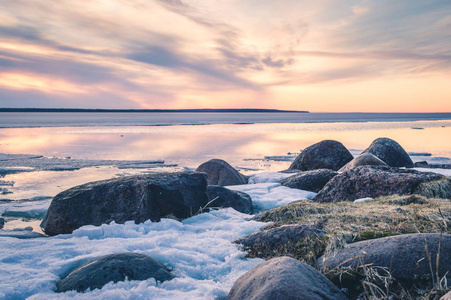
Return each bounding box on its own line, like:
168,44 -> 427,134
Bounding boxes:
0,108 -> 309,113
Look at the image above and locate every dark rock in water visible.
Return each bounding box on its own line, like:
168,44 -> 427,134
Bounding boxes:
41,172 -> 208,235
415,161 -> 429,168
318,233 -> 451,281
227,256 -> 347,300
312,166 -> 447,203
195,159 -> 248,186
234,224 -> 326,250
362,137 -> 414,168
0,217 -> 4,229
57,253 -> 173,292
280,169 -> 338,192
338,153 -> 387,172
206,185 -> 253,214
408,152 -> 432,156
289,140 -> 353,171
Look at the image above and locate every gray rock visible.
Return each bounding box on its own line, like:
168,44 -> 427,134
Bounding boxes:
362,137 -> 414,168
415,161 -> 429,168
318,233 -> 451,281
195,159 -> 248,186
41,172 -> 208,235
234,224 -> 326,250
206,185 -> 252,214
280,169 -> 338,192
289,140 -> 353,171
338,153 -> 387,172
227,256 -> 347,300
57,253 -> 173,292
312,165 -> 446,203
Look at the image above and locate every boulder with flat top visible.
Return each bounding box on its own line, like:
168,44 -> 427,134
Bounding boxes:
312,165 -> 449,203
318,233 -> 451,281
41,172 -> 208,235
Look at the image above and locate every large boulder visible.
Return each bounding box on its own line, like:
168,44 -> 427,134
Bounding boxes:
227,256 -> 347,300
318,233 -> 451,281
338,153 -> 387,172
312,165 -> 447,203
57,253 -> 173,292
206,185 -> 253,214
289,140 -> 353,171
362,137 -> 413,168
195,159 -> 248,186
234,224 -> 326,254
280,169 -> 338,192
41,172 -> 208,235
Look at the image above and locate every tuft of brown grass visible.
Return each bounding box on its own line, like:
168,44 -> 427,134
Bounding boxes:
246,195 -> 451,299
253,195 -> 451,241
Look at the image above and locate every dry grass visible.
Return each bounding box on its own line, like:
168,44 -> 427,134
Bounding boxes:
247,195 -> 451,299
254,195 -> 451,241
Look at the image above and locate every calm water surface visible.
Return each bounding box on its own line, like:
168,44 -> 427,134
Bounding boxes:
1,116 -> 451,233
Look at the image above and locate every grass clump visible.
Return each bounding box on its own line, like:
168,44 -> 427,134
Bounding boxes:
244,194 -> 451,299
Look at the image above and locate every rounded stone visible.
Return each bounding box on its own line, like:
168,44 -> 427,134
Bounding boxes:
57,253 -> 174,293
289,140 -> 353,171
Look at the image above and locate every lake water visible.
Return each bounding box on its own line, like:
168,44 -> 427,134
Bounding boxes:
1,112 -> 451,299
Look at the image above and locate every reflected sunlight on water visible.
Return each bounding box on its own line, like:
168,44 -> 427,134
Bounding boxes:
1,121 -> 450,166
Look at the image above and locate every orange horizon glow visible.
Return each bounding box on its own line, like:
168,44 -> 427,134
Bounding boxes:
0,1 -> 450,112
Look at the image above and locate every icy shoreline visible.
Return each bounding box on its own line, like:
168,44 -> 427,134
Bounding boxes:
0,171 -> 313,299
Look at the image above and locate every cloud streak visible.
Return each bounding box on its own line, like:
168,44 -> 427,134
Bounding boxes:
0,0 -> 450,112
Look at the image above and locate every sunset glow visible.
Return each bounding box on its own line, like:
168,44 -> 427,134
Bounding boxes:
0,1 -> 450,112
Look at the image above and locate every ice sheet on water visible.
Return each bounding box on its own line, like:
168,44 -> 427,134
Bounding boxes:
227,182 -> 316,211
0,209 -> 266,299
0,199 -> 51,218
247,172 -> 293,184
414,168 -> 451,177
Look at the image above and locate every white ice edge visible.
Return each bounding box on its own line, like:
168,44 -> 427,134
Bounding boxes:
0,172 -> 315,299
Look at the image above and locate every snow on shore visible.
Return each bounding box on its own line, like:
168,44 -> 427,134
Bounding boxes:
0,172 -> 312,299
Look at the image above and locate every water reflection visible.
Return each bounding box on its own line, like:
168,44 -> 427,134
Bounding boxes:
1,121 -> 450,232
1,121 -> 450,165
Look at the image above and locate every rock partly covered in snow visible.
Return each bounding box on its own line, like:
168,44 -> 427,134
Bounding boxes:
338,153 -> 388,172
57,253 -> 174,293
289,140 -> 353,171
41,172 -> 208,235
206,185 -> 253,214
234,224 -> 326,251
195,159 -> 248,186
312,165 -> 447,203
362,137 -> 414,168
227,256 -> 347,300
318,233 -> 451,281
280,169 -> 338,192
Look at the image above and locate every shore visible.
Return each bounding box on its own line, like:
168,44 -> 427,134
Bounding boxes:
1,118 -> 451,299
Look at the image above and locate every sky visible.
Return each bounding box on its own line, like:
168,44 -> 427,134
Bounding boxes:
0,0 -> 450,112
